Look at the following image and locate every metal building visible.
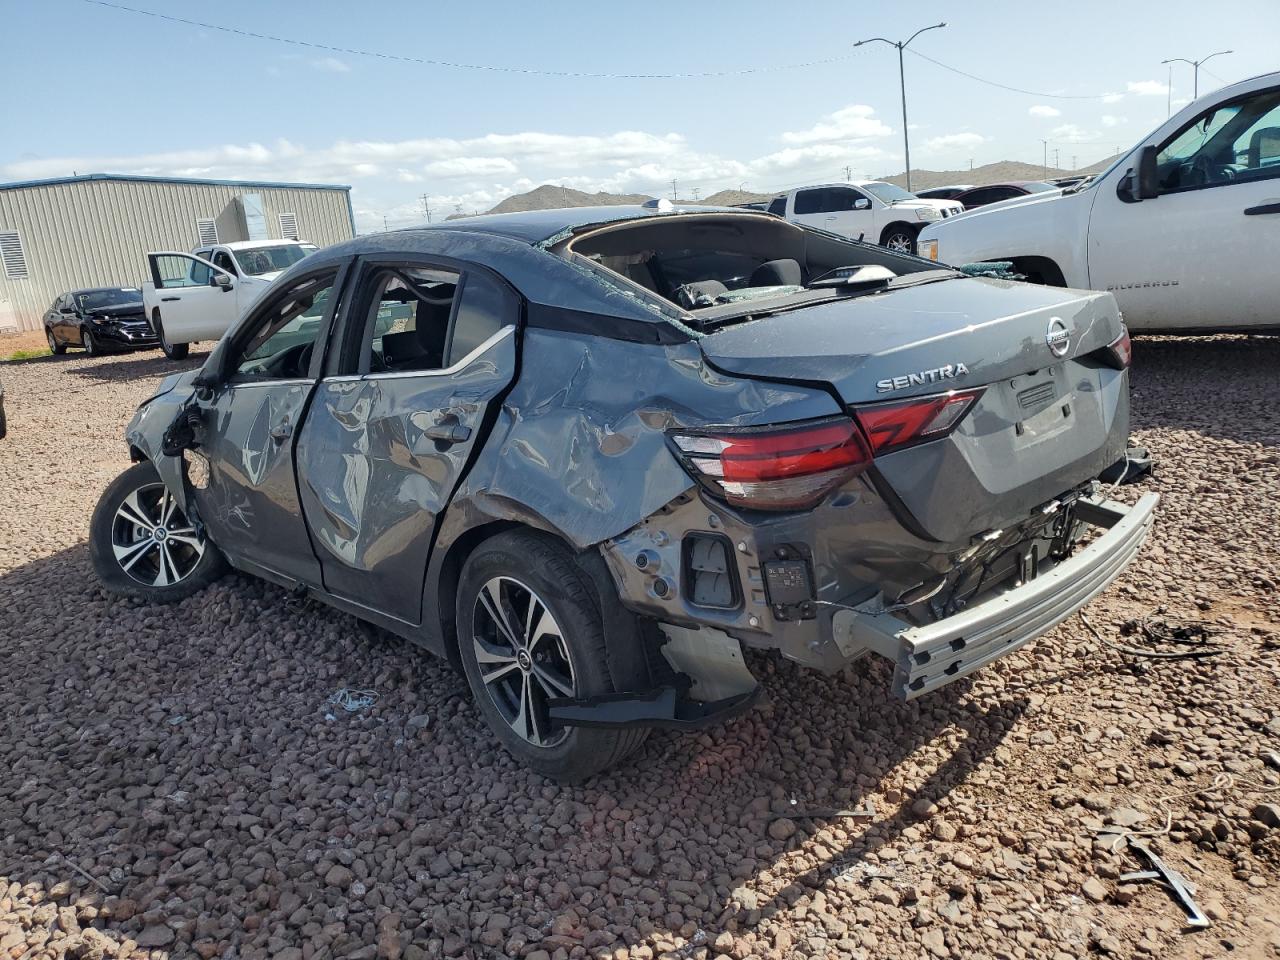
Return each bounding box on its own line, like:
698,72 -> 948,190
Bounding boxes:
0,173 -> 355,332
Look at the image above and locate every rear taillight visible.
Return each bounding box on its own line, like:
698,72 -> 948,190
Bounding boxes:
669,418 -> 872,511
853,388 -> 985,455
1102,328 -> 1132,370
669,388 -> 983,512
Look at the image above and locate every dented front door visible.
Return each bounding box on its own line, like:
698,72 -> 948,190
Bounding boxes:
294,327 -> 516,625
194,380 -> 322,584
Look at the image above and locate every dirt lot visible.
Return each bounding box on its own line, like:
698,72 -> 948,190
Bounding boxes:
1,337 -> 1278,960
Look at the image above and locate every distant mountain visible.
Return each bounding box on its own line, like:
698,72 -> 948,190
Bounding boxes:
476,158 -> 1121,216
486,184 -> 652,215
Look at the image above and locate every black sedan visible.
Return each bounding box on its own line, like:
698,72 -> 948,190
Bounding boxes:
44,287 -> 159,355
950,181 -> 1059,209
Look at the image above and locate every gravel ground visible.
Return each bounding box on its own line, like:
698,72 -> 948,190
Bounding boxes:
1,337 -> 1278,960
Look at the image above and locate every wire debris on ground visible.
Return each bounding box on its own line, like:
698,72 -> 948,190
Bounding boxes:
326,688 -> 378,714
1079,610 -> 1228,661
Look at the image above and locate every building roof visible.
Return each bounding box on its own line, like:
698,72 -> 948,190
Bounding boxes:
0,172 -> 351,193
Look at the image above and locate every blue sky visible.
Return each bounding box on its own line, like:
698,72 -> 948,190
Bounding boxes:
2,0 -> 1277,231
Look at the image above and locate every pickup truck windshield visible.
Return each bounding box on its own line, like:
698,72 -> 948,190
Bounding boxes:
862,182 -> 917,203
233,244 -> 318,277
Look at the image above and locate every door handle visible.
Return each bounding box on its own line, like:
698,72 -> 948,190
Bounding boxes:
1243,201 -> 1280,216
161,296 -> 181,302
423,423 -> 471,444
269,420 -> 293,442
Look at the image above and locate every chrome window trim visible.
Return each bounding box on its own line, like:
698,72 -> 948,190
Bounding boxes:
226,377 -> 315,390
321,324 -> 515,384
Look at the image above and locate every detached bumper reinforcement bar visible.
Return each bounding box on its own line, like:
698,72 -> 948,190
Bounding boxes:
832,493 -> 1159,700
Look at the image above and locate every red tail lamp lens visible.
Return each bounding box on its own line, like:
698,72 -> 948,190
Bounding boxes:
854,388 -> 985,455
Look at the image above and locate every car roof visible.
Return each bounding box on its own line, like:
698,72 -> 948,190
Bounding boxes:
218,239 -> 315,251
68,286 -> 140,295
419,203 -> 744,245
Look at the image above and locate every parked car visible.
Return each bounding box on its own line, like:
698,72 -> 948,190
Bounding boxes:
142,239 -> 318,360
91,204 -> 1154,780
916,184 -> 975,200
43,286 -> 157,355
918,71 -> 1280,331
951,181 -> 1060,209
767,181 -> 964,253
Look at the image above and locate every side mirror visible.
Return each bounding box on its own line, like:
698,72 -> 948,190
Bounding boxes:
210,272 -> 234,290
853,198 -> 871,210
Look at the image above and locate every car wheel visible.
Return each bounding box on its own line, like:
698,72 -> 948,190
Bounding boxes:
83,328 -> 99,356
456,530 -> 649,782
46,327 -> 66,355
882,226 -> 917,255
153,310 -> 189,361
89,461 -> 227,602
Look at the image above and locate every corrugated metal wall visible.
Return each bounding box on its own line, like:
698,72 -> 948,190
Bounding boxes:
0,178 -> 353,331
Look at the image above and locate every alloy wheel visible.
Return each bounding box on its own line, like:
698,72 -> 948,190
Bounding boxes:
886,233 -> 914,253
46,328 -> 57,351
472,576 -> 577,748
110,482 -> 207,586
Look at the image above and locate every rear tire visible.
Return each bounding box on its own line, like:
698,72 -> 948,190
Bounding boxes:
46,328 -> 66,355
456,531 -> 649,782
153,310 -> 189,360
90,461 -> 227,602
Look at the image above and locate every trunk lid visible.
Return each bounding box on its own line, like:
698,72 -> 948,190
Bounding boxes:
700,277 -> 1130,542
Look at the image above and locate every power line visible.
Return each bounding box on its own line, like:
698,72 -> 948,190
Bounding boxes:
905,48 -> 1114,100
77,0 -> 864,79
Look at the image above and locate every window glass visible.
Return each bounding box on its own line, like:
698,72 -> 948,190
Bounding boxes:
793,189 -> 826,215
448,272 -> 516,366
362,267 -> 460,374
1157,89 -> 1280,190
233,272 -> 335,381
153,254 -> 210,289
213,251 -> 236,274
860,181 -> 914,203
767,196 -> 787,217
233,243 -> 318,277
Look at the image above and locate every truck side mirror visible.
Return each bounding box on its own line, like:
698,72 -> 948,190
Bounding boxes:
853,198 -> 871,210
210,272 -> 234,291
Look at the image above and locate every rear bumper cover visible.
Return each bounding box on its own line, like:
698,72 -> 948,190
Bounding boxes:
831,492 -> 1158,699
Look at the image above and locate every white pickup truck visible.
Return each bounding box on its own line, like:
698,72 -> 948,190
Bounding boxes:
143,239 -> 317,358
917,71 -> 1280,332
766,181 -> 964,254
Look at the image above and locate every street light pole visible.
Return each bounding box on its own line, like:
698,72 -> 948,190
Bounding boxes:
1161,50 -> 1232,100
854,23 -> 946,193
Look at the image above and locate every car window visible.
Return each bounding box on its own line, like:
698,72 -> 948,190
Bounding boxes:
447,271 -> 517,367
792,190 -> 826,215
1157,88 -> 1280,191
767,196 -> 787,217
152,254 -> 210,289
359,267 -> 461,374
232,271 -> 336,382
213,251 -> 237,275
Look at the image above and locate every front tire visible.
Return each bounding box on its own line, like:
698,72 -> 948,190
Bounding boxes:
153,310 -> 189,360
881,224 -> 917,255
90,461 -> 226,602
456,531 -> 649,782
46,327 -> 66,355
83,328 -> 99,356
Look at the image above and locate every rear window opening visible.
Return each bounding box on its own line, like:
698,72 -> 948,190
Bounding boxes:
559,213 -> 952,326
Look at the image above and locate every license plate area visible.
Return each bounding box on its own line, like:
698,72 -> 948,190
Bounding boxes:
1004,367 -> 1071,442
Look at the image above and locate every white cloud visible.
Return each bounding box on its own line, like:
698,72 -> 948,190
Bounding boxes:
311,57 -> 351,73
780,105 -> 892,145
423,157 -> 518,177
1029,105 -> 1061,118
1101,115 -> 1126,128
1127,80 -> 1169,96
924,132 -> 986,151
1102,92 -> 1124,104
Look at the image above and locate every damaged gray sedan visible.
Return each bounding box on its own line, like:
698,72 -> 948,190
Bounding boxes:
89,203 -> 1157,781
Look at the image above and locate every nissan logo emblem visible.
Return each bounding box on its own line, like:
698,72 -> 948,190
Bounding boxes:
1045,317 -> 1071,358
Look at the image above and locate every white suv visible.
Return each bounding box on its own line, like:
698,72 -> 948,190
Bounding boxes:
142,240 -> 318,359
768,181 -> 963,253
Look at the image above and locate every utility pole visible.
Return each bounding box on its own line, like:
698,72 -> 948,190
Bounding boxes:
843,164 -> 853,182
854,22 -> 946,193
1052,148 -> 1060,171
670,179 -> 678,201
419,194 -> 432,223
1040,139 -> 1048,179
968,158 -> 973,172
383,215 -> 389,232
692,186 -> 700,201
1165,63 -> 1172,117
1162,50 -> 1231,99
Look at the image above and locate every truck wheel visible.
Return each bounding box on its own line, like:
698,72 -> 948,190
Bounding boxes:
153,310 -> 189,360
456,531 -> 649,782
89,461 -> 227,602
46,327 -> 66,355
881,224 -> 917,254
